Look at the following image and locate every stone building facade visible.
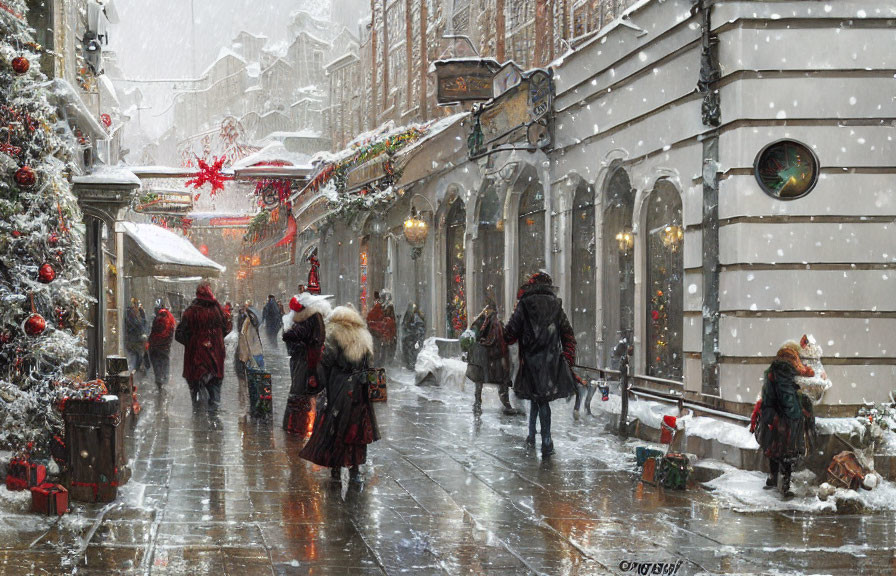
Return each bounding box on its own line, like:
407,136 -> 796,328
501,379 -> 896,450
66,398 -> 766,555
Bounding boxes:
280,0 -> 894,416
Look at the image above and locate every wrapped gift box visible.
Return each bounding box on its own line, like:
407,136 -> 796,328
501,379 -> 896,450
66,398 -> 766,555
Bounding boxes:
30,483 -> 68,515
5,458 -> 46,491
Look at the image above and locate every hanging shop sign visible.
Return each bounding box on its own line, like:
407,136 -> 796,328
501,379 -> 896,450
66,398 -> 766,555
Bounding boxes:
434,59 -> 501,104
135,190 -> 194,214
468,68 -> 555,157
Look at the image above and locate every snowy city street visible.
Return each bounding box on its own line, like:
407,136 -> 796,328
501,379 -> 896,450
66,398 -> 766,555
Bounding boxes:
2,340 -> 895,575
2,0 -> 896,574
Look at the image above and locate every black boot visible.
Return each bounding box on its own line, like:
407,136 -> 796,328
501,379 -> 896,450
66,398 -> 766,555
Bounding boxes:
473,382 -> 483,415
499,384 -> 519,415
780,461 -> 794,497
539,402 -> 554,457
349,465 -> 362,483
765,460 -> 779,490
330,467 -> 342,482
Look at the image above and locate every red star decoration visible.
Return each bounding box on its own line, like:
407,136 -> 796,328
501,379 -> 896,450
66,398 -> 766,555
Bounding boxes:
185,156 -> 230,197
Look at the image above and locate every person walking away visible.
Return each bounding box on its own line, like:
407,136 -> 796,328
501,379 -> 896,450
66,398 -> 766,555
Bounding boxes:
381,302 -> 397,366
175,282 -> 232,412
752,345 -> 814,497
466,302 -> 520,416
148,301 -> 176,388
238,304 -> 265,370
282,293 -> 331,433
366,294 -> 386,364
401,303 -> 426,370
125,298 -> 148,373
233,301 -> 252,388
300,305 -> 380,483
504,272 -> 577,457
262,294 -> 283,341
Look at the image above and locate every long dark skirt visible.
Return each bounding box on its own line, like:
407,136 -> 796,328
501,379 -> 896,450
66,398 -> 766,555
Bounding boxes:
300,383 -> 378,468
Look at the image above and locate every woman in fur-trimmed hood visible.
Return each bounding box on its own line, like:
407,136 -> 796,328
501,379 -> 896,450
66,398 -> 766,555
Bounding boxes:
299,305 -> 380,482
282,293 -> 331,433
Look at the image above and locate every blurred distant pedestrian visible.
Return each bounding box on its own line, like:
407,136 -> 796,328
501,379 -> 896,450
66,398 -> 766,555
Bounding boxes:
148,300 -> 176,388
125,298 -> 148,373
262,294 -> 283,341
401,303 -> 425,370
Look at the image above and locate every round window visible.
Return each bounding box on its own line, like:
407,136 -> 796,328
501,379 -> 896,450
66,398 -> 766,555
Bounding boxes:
753,140 -> 819,200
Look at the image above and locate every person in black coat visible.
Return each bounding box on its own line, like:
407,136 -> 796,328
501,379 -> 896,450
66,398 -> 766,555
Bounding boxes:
466,302 -> 519,416
401,303 -> 426,369
300,305 -> 380,483
504,272 -> 576,457
282,293 -> 330,434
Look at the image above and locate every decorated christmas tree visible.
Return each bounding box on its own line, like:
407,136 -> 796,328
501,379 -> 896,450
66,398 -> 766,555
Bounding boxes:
0,2 -> 90,455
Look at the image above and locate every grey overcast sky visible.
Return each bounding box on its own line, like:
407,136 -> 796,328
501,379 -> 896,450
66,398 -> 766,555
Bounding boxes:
112,1 -> 333,79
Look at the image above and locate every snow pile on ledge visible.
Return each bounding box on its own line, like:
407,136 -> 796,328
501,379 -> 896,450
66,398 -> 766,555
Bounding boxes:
680,415 -> 758,450
414,338 -> 466,389
705,468 -> 896,513
72,164 -> 141,186
593,394 -> 758,449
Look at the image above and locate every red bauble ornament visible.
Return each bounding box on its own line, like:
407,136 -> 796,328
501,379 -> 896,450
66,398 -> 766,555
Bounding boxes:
48,232 -> 60,246
15,165 -> 35,187
24,313 -> 46,336
38,263 -> 56,283
100,113 -> 111,128
11,230 -> 21,238
0,332 -> 10,344
11,56 -> 29,74
198,244 -> 209,256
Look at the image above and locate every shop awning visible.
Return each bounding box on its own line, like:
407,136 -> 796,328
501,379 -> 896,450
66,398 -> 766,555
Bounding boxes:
120,222 -> 226,278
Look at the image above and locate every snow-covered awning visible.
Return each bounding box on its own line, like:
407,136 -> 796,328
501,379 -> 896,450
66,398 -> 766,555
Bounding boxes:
120,222 -> 226,278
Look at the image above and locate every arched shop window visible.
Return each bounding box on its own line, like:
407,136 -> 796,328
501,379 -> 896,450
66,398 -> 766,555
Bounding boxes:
601,166 -> 635,367
445,198 -> 467,337
571,182 -> 597,367
645,181 -> 684,380
361,215 -> 387,316
517,184 -> 546,286
477,186 -> 505,316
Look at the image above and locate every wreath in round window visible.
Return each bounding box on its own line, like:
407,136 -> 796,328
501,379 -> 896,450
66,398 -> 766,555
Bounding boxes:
754,140 -> 819,200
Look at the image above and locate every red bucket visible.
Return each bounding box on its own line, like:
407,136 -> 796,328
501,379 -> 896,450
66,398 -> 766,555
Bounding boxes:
660,415 -> 677,445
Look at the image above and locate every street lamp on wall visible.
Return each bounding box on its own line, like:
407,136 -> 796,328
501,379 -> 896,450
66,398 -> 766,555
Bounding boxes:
661,225 -> 683,251
615,228 -> 634,252
404,208 -> 429,258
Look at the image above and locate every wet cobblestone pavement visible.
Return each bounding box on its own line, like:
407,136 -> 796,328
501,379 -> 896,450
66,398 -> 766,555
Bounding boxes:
1,336 -> 894,575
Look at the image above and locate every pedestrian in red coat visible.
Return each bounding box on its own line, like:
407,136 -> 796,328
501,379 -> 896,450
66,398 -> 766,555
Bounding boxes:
175,282 -> 232,411
148,302 -> 177,388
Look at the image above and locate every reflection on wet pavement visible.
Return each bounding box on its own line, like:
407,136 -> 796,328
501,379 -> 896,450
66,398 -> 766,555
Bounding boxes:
0,336 -> 891,575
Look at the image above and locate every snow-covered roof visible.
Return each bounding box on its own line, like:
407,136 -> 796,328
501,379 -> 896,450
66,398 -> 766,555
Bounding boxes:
246,62 -> 261,78
72,164 -> 141,186
262,130 -> 322,141
396,112 -> 468,160
263,40 -> 290,59
324,51 -> 359,71
127,165 -> 200,178
231,142 -> 311,170
121,222 -> 226,277
201,48 -> 247,78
